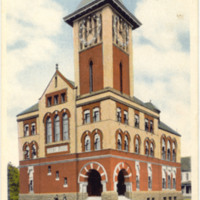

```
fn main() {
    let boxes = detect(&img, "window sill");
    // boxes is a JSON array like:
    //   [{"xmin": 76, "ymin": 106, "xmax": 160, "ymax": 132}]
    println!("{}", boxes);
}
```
[
  {"xmin": 55, "ymin": 178, "xmax": 60, "ymax": 181},
  {"xmin": 63, "ymin": 184, "xmax": 68, "ymax": 188},
  {"xmin": 47, "ymin": 173, "xmax": 52, "ymax": 176}
]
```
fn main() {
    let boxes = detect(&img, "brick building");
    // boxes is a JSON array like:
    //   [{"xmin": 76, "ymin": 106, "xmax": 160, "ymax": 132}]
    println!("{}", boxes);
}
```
[{"xmin": 17, "ymin": 0, "xmax": 183, "ymax": 200}]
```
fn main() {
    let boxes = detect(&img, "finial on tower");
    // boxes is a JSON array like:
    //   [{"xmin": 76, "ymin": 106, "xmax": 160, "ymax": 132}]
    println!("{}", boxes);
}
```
[{"xmin": 56, "ymin": 64, "xmax": 59, "ymax": 71}]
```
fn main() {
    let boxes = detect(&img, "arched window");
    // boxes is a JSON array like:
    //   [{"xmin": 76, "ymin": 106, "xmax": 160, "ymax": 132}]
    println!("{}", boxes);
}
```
[
  {"xmin": 54, "ymin": 115, "xmax": 60, "ymax": 142},
  {"xmin": 145, "ymin": 141, "xmax": 149, "ymax": 155},
  {"xmin": 167, "ymin": 140, "xmax": 171, "ymax": 161},
  {"xmin": 172, "ymin": 142, "xmax": 176, "ymax": 162},
  {"xmin": 119, "ymin": 62, "xmax": 123, "ymax": 93},
  {"xmin": 162, "ymin": 138, "xmax": 166, "ymax": 160},
  {"xmin": 24, "ymin": 145, "xmax": 30, "ymax": 160},
  {"xmin": 117, "ymin": 134, "xmax": 122, "ymax": 150},
  {"xmin": 124, "ymin": 135, "xmax": 128, "ymax": 151},
  {"xmin": 150, "ymin": 143, "xmax": 154, "ymax": 157},
  {"xmin": 135, "ymin": 138, "xmax": 139, "ymax": 154},
  {"xmin": 94, "ymin": 134, "xmax": 101, "ymax": 150},
  {"xmin": 46, "ymin": 117, "xmax": 52, "ymax": 144},
  {"xmin": 89, "ymin": 61, "xmax": 93, "ymax": 92},
  {"xmin": 168, "ymin": 175, "xmax": 171, "ymax": 189},
  {"xmin": 31, "ymin": 144, "xmax": 37, "ymax": 159},
  {"xmin": 85, "ymin": 135, "xmax": 91, "ymax": 152},
  {"xmin": 63, "ymin": 113, "xmax": 69, "ymax": 140},
  {"xmin": 93, "ymin": 107, "xmax": 100, "ymax": 122}
]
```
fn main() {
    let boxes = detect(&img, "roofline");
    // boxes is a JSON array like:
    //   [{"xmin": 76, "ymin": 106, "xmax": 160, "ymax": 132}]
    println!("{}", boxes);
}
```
[
  {"xmin": 158, "ymin": 126, "xmax": 181, "ymax": 137},
  {"xmin": 64, "ymin": 0, "xmax": 142, "ymax": 30}
]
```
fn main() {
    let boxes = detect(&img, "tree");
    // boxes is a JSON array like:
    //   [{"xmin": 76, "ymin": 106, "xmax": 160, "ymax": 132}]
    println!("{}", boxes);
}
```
[{"xmin": 7, "ymin": 163, "xmax": 19, "ymax": 200}]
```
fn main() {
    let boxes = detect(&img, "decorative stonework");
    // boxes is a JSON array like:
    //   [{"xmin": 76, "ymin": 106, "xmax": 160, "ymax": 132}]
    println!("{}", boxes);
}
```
[
  {"xmin": 113, "ymin": 14, "xmax": 129, "ymax": 52},
  {"xmin": 79, "ymin": 11, "xmax": 102, "ymax": 50}
]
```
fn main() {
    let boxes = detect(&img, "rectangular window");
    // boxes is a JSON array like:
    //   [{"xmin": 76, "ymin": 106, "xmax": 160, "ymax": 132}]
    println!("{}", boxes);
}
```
[
  {"xmin": 29, "ymin": 180, "xmax": 33, "ymax": 192},
  {"xmin": 135, "ymin": 114, "xmax": 139, "ymax": 128},
  {"xmin": 173, "ymin": 178, "xmax": 176, "ymax": 189},
  {"xmin": 47, "ymin": 97, "xmax": 52, "ymax": 107},
  {"xmin": 136, "ymin": 175, "xmax": 140, "ymax": 189},
  {"xmin": 150, "ymin": 120, "xmax": 153, "ymax": 133},
  {"xmin": 162, "ymin": 178, "xmax": 166, "ymax": 189},
  {"xmin": 56, "ymin": 171, "xmax": 59, "ymax": 180},
  {"xmin": 169, "ymin": 197, "xmax": 172, "ymax": 200},
  {"xmin": 48, "ymin": 166, "xmax": 51, "ymax": 175},
  {"xmin": 147, "ymin": 198, "xmax": 150, "ymax": 200},
  {"xmin": 174, "ymin": 197, "xmax": 176, "ymax": 200},
  {"xmin": 93, "ymin": 108, "xmax": 100, "ymax": 122},
  {"xmin": 124, "ymin": 110, "xmax": 128, "ymax": 124},
  {"xmin": 24, "ymin": 125, "xmax": 29, "ymax": 137},
  {"xmin": 163, "ymin": 198, "xmax": 166, "ymax": 200},
  {"xmin": 152, "ymin": 198, "xmax": 155, "ymax": 200},
  {"xmin": 84, "ymin": 110, "xmax": 90, "ymax": 124},
  {"xmin": 117, "ymin": 108, "xmax": 121, "ymax": 122},
  {"xmin": 145, "ymin": 119, "xmax": 149, "ymax": 131},
  {"xmin": 148, "ymin": 176, "xmax": 152, "ymax": 189},
  {"xmin": 168, "ymin": 175, "xmax": 171, "ymax": 189},
  {"xmin": 61, "ymin": 93, "xmax": 66, "ymax": 103},
  {"xmin": 64, "ymin": 177, "xmax": 68, "ymax": 186},
  {"xmin": 54, "ymin": 95, "xmax": 59, "ymax": 105},
  {"xmin": 31, "ymin": 123, "xmax": 36, "ymax": 135}
]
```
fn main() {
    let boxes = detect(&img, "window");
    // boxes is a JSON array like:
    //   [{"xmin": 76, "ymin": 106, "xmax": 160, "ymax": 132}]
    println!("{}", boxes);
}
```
[
  {"xmin": 147, "ymin": 198, "xmax": 150, "ymax": 200},
  {"xmin": 85, "ymin": 135, "xmax": 91, "ymax": 152},
  {"xmin": 174, "ymin": 197, "xmax": 177, "ymax": 200},
  {"xmin": 117, "ymin": 108, "xmax": 121, "ymax": 122},
  {"xmin": 150, "ymin": 143, "xmax": 154, "ymax": 157},
  {"xmin": 152, "ymin": 198, "xmax": 155, "ymax": 200},
  {"xmin": 94, "ymin": 134, "xmax": 101, "ymax": 150},
  {"xmin": 56, "ymin": 171, "xmax": 59, "ymax": 180},
  {"xmin": 168, "ymin": 175, "xmax": 171, "ymax": 189},
  {"xmin": 31, "ymin": 123, "xmax": 36, "ymax": 135},
  {"xmin": 64, "ymin": 177, "xmax": 68, "ymax": 187},
  {"xmin": 117, "ymin": 134, "xmax": 122, "ymax": 150},
  {"xmin": 24, "ymin": 124, "xmax": 29, "ymax": 137},
  {"xmin": 84, "ymin": 110, "xmax": 90, "ymax": 124},
  {"xmin": 124, "ymin": 110, "xmax": 128, "ymax": 124},
  {"xmin": 46, "ymin": 117, "xmax": 52, "ymax": 144},
  {"xmin": 89, "ymin": 61, "xmax": 93, "ymax": 92},
  {"xmin": 120, "ymin": 62, "xmax": 123, "ymax": 93},
  {"xmin": 63, "ymin": 113, "xmax": 69, "ymax": 140},
  {"xmin": 145, "ymin": 141, "xmax": 149, "ymax": 155},
  {"xmin": 150, "ymin": 120, "xmax": 153, "ymax": 133},
  {"xmin": 167, "ymin": 141, "xmax": 171, "ymax": 161},
  {"xmin": 169, "ymin": 197, "xmax": 172, "ymax": 200},
  {"xmin": 135, "ymin": 114, "xmax": 139, "ymax": 128},
  {"xmin": 54, "ymin": 95, "xmax": 59, "ymax": 105},
  {"xmin": 135, "ymin": 138, "xmax": 139, "ymax": 154},
  {"xmin": 31, "ymin": 144, "xmax": 37, "ymax": 159},
  {"xmin": 54, "ymin": 115, "xmax": 60, "ymax": 142},
  {"xmin": 93, "ymin": 107, "xmax": 100, "ymax": 122},
  {"xmin": 148, "ymin": 176, "xmax": 152, "ymax": 189},
  {"xmin": 172, "ymin": 143, "xmax": 176, "ymax": 162},
  {"xmin": 135, "ymin": 162, "xmax": 140, "ymax": 190},
  {"xmin": 48, "ymin": 166, "xmax": 51, "ymax": 175},
  {"xmin": 124, "ymin": 135, "xmax": 128, "ymax": 151},
  {"xmin": 173, "ymin": 178, "xmax": 176, "ymax": 189},
  {"xmin": 162, "ymin": 138, "xmax": 166, "ymax": 160},
  {"xmin": 47, "ymin": 97, "xmax": 52, "ymax": 107},
  {"xmin": 61, "ymin": 93, "xmax": 66, "ymax": 103},
  {"xmin": 25, "ymin": 146, "xmax": 30, "ymax": 159},
  {"xmin": 136, "ymin": 175, "xmax": 140, "ymax": 189},
  {"xmin": 29, "ymin": 180, "xmax": 33, "ymax": 192},
  {"xmin": 163, "ymin": 198, "xmax": 166, "ymax": 200},
  {"xmin": 145, "ymin": 119, "xmax": 149, "ymax": 131},
  {"xmin": 162, "ymin": 178, "xmax": 166, "ymax": 189}
]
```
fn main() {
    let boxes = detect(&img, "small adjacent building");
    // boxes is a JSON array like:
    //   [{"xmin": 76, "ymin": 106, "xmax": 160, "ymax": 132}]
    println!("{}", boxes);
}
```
[
  {"xmin": 17, "ymin": 0, "xmax": 183, "ymax": 200},
  {"xmin": 181, "ymin": 157, "xmax": 191, "ymax": 199}
]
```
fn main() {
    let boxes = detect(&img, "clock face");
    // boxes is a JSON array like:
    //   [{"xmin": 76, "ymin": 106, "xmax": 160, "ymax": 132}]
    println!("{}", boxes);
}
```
[
  {"xmin": 79, "ymin": 13, "xmax": 102, "ymax": 49},
  {"xmin": 113, "ymin": 15, "xmax": 129, "ymax": 50}
]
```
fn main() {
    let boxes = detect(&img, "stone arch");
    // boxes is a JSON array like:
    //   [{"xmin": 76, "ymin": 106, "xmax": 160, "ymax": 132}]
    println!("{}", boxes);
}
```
[
  {"xmin": 113, "ymin": 162, "xmax": 133, "ymax": 192},
  {"xmin": 78, "ymin": 161, "xmax": 108, "ymax": 193}
]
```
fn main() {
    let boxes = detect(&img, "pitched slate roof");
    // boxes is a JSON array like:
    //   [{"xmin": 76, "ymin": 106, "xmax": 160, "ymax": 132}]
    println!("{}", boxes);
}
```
[
  {"xmin": 181, "ymin": 157, "xmax": 191, "ymax": 172},
  {"xmin": 77, "ymin": 0, "xmax": 123, "ymax": 9},
  {"xmin": 144, "ymin": 102, "xmax": 161, "ymax": 113},
  {"xmin": 17, "ymin": 103, "xmax": 39, "ymax": 117},
  {"xmin": 158, "ymin": 121, "xmax": 181, "ymax": 136}
]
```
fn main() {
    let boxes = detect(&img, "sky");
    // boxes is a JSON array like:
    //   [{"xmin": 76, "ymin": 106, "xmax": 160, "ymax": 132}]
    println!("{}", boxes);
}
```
[{"xmin": 4, "ymin": 0, "xmax": 191, "ymax": 167}]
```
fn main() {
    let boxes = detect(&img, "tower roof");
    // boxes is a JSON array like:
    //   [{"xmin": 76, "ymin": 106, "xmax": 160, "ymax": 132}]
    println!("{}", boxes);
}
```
[{"xmin": 64, "ymin": 0, "xmax": 141, "ymax": 30}]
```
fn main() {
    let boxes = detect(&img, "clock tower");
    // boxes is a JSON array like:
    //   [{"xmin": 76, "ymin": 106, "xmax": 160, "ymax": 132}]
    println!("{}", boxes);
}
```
[{"xmin": 64, "ymin": 0, "xmax": 141, "ymax": 96}]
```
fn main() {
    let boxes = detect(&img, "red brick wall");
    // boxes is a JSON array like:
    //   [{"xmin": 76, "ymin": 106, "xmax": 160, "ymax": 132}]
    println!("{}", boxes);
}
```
[
  {"xmin": 19, "ymin": 168, "xmax": 29, "ymax": 193},
  {"xmin": 113, "ymin": 45, "xmax": 130, "ymax": 95},
  {"xmin": 79, "ymin": 44, "xmax": 104, "ymax": 95}
]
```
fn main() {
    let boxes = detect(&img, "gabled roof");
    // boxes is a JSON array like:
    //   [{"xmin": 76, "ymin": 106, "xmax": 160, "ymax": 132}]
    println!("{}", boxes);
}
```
[
  {"xmin": 181, "ymin": 157, "xmax": 191, "ymax": 172},
  {"xmin": 64, "ymin": 0, "xmax": 141, "ymax": 30},
  {"xmin": 17, "ymin": 103, "xmax": 39, "ymax": 117},
  {"xmin": 158, "ymin": 121, "xmax": 181, "ymax": 137}
]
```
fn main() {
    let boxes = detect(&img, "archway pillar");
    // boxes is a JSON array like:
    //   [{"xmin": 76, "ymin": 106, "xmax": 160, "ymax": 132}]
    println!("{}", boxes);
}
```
[
  {"xmin": 101, "ymin": 191, "xmax": 118, "ymax": 200},
  {"xmin": 79, "ymin": 182, "xmax": 88, "ymax": 193}
]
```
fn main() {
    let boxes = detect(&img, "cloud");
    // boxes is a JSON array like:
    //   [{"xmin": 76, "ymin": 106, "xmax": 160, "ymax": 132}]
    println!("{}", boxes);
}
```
[{"xmin": 133, "ymin": 0, "xmax": 190, "ymax": 156}]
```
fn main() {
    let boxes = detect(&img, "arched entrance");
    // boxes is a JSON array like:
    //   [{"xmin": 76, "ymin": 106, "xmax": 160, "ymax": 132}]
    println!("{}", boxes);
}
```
[
  {"xmin": 87, "ymin": 170, "xmax": 102, "ymax": 196},
  {"xmin": 117, "ymin": 169, "xmax": 126, "ymax": 195}
]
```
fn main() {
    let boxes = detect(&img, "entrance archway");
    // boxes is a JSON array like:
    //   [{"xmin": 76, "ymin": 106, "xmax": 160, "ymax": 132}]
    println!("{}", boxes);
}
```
[
  {"xmin": 87, "ymin": 170, "xmax": 102, "ymax": 196},
  {"xmin": 117, "ymin": 169, "xmax": 126, "ymax": 195}
]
